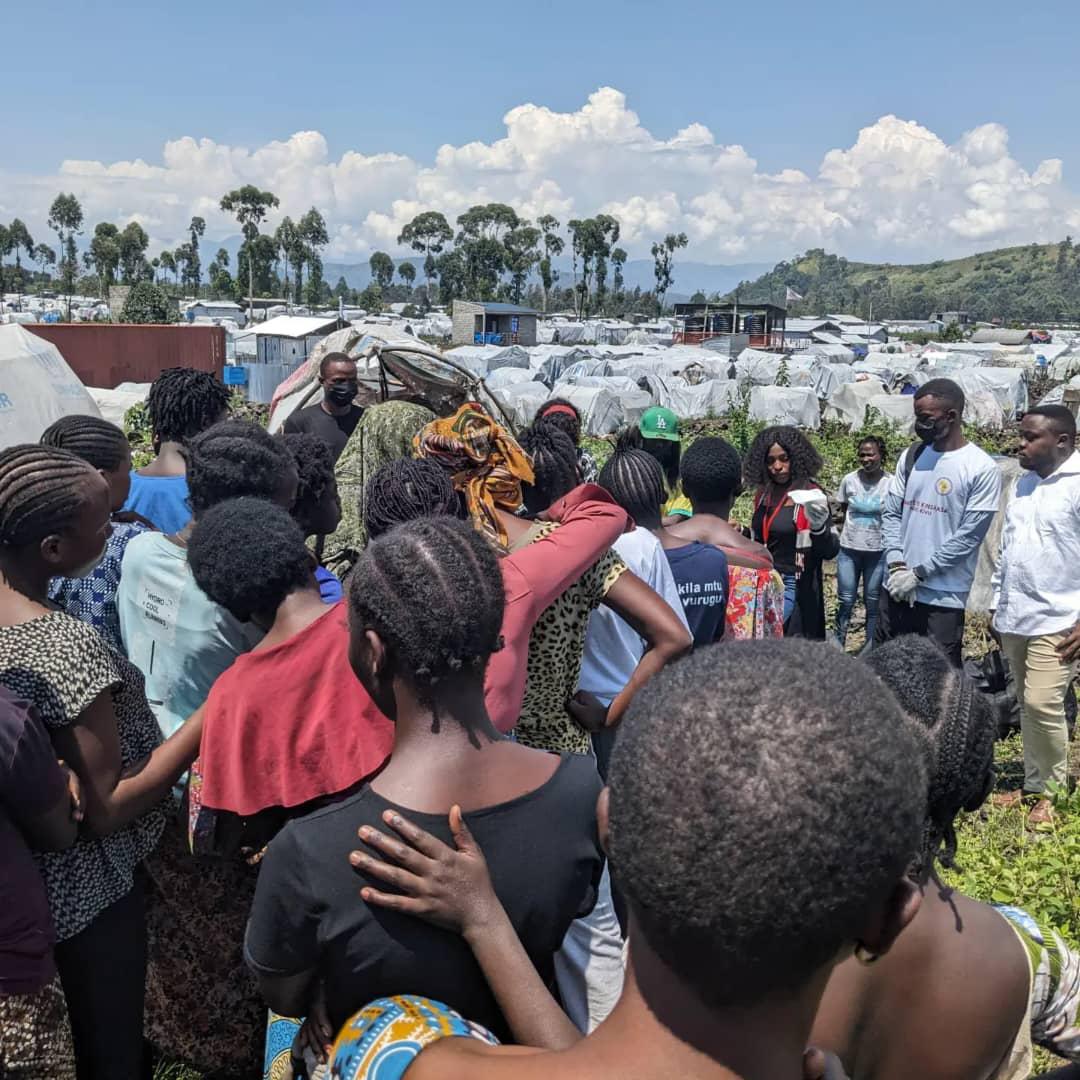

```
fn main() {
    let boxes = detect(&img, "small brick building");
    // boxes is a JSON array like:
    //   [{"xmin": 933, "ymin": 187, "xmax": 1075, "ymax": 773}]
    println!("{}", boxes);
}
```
[{"xmin": 452, "ymin": 301, "xmax": 538, "ymax": 347}]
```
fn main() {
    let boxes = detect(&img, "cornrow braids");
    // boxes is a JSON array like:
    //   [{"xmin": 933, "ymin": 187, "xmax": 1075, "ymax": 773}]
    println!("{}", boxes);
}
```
[
  {"xmin": 147, "ymin": 367, "xmax": 232, "ymax": 444},
  {"xmin": 0, "ymin": 445, "xmax": 100, "ymax": 547},
  {"xmin": 349, "ymin": 517, "xmax": 505, "ymax": 709},
  {"xmin": 40, "ymin": 415, "xmax": 130, "ymax": 472},
  {"xmin": 363, "ymin": 458, "xmax": 459, "ymax": 540},
  {"xmin": 744, "ymin": 426, "xmax": 823, "ymax": 489},
  {"xmin": 517, "ymin": 423, "xmax": 578, "ymax": 514},
  {"xmin": 599, "ymin": 448, "xmax": 665, "ymax": 529},
  {"xmin": 864, "ymin": 636, "xmax": 997, "ymax": 883}
]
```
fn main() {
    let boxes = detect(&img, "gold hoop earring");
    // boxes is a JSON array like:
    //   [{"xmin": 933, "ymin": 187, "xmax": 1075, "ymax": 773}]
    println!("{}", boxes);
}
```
[{"xmin": 854, "ymin": 943, "xmax": 880, "ymax": 966}]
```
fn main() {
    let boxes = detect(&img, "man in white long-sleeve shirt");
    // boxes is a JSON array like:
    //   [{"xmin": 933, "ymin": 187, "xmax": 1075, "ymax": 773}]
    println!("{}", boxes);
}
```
[
  {"xmin": 876, "ymin": 378, "xmax": 1001, "ymax": 666},
  {"xmin": 992, "ymin": 405, "xmax": 1080, "ymax": 826}
]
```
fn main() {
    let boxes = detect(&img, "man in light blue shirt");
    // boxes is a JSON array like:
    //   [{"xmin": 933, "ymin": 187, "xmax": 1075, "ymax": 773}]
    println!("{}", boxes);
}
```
[{"xmin": 876, "ymin": 378, "xmax": 1000, "ymax": 666}]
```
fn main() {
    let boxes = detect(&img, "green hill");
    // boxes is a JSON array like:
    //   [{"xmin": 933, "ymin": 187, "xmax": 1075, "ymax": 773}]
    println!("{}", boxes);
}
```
[{"xmin": 724, "ymin": 241, "xmax": 1080, "ymax": 324}]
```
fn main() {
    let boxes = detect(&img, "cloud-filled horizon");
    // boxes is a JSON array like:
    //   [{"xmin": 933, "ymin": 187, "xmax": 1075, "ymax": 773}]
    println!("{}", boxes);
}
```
[{"xmin": 2, "ymin": 86, "xmax": 1078, "ymax": 269}]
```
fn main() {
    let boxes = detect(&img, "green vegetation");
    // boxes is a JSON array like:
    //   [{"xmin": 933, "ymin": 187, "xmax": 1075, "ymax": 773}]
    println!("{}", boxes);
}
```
[{"xmin": 727, "ymin": 240, "xmax": 1080, "ymax": 324}]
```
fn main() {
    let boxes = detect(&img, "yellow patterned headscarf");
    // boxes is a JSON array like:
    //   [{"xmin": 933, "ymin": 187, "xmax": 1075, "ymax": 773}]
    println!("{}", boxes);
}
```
[{"xmin": 414, "ymin": 402, "xmax": 534, "ymax": 548}]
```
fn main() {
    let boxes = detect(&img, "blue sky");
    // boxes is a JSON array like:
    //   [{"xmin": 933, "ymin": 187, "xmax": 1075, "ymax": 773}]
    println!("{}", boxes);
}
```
[{"xmin": 3, "ymin": 0, "xmax": 1080, "ymax": 264}]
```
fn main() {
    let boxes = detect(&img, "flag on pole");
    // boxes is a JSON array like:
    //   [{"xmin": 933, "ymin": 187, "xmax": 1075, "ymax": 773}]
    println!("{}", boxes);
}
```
[{"xmin": 785, "ymin": 286, "xmax": 804, "ymax": 303}]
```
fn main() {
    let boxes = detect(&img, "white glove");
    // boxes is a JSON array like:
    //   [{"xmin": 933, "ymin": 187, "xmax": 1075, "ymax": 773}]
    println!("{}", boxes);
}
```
[
  {"xmin": 804, "ymin": 498, "xmax": 831, "ymax": 532},
  {"xmin": 887, "ymin": 567, "xmax": 920, "ymax": 606}
]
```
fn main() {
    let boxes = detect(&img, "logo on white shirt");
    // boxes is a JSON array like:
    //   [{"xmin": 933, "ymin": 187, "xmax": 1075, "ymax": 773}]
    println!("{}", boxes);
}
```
[{"xmin": 935, "ymin": 477, "xmax": 953, "ymax": 496}]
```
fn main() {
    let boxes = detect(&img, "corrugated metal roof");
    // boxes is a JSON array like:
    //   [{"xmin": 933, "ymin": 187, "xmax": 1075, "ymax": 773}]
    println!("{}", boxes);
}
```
[
  {"xmin": 254, "ymin": 315, "xmax": 343, "ymax": 338},
  {"xmin": 475, "ymin": 302, "xmax": 539, "ymax": 315},
  {"xmin": 784, "ymin": 318, "xmax": 835, "ymax": 333}
]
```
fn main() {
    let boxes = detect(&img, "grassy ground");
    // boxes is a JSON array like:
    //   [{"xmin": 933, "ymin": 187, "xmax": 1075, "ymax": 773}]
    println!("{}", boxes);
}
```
[{"xmin": 154, "ymin": 414, "xmax": 1073, "ymax": 1078}]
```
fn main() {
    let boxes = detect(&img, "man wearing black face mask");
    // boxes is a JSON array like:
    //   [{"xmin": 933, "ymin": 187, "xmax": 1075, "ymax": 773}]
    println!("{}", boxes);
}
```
[
  {"xmin": 282, "ymin": 352, "xmax": 364, "ymax": 463},
  {"xmin": 874, "ymin": 378, "xmax": 1001, "ymax": 665}
]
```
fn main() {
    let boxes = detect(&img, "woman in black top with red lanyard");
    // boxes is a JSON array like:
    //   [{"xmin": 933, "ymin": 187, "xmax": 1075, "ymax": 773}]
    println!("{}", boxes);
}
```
[{"xmin": 746, "ymin": 426, "xmax": 839, "ymax": 638}]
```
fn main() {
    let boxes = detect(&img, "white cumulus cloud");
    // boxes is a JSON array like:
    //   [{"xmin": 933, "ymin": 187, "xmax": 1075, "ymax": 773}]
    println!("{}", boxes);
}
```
[{"xmin": 1, "ymin": 88, "xmax": 1076, "ymax": 266}]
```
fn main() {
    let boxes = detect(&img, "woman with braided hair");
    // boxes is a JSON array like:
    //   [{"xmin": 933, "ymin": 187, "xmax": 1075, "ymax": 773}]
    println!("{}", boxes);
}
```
[
  {"xmin": 0, "ymin": 445, "xmax": 205, "ymax": 1078},
  {"xmin": 810, "ymin": 635, "xmax": 1080, "ymax": 1079},
  {"xmin": 124, "ymin": 366, "xmax": 231, "ymax": 533},
  {"xmin": 245, "ymin": 517, "xmax": 605, "ymax": 1060},
  {"xmin": 42, "ymin": 414, "xmax": 150, "ymax": 652}
]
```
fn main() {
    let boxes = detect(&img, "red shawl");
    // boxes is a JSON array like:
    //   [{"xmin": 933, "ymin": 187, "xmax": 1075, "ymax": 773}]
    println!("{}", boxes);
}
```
[{"xmin": 196, "ymin": 603, "xmax": 394, "ymax": 816}]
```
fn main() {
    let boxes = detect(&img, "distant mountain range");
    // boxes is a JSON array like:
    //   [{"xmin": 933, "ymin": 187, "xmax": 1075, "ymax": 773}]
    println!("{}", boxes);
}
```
[{"xmin": 210, "ymin": 234, "xmax": 769, "ymax": 297}]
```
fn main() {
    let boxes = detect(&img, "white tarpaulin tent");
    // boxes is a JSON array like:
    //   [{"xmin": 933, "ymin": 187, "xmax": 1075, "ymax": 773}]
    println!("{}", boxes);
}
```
[
  {"xmin": 88, "ymin": 382, "xmax": 150, "ymax": 428},
  {"xmin": 0, "ymin": 325, "xmax": 102, "ymax": 446},
  {"xmin": 549, "ymin": 382, "xmax": 626, "ymax": 435},
  {"xmin": 492, "ymin": 382, "xmax": 550, "ymax": 429},
  {"xmin": 748, "ymin": 386, "xmax": 820, "ymax": 429},
  {"xmin": 444, "ymin": 344, "xmax": 530, "ymax": 376},
  {"xmin": 823, "ymin": 380, "xmax": 891, "ymax": 428},
  {"xmin": 865, "ymin": 394, "xmax": 915, "ymax": 435}
]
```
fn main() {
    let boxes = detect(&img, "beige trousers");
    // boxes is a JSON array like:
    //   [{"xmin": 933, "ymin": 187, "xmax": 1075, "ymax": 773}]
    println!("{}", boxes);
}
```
[{"xmin": 1000, "ymin": 631, "xmax": 1076, "ymax": 794}]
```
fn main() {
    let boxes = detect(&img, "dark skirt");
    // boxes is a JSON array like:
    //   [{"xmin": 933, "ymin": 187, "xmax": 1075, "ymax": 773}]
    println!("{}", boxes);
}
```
[
  {"xmin": 0, "ymin": 975, "xmax": 76, "ymax": 1079},
  {"xmin": 143, "ymin": 815, "xmax": 263, "ymax": 1078}
]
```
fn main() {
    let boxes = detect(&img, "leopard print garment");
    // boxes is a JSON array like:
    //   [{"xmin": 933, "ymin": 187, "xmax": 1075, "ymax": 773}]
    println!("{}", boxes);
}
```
[
  {"xmin": 513, "ymin": 522, "xmax": 627, "ymax": 755},
  {"xmin": 0, "ymin": 975, "xmax": 76, "ymax": 1079}
]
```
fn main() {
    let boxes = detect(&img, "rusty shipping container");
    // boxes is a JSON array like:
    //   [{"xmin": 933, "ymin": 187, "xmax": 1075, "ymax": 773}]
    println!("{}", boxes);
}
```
[{"xmin": 26, "ymin": 324, "xmax": 226, "ymax": 389}]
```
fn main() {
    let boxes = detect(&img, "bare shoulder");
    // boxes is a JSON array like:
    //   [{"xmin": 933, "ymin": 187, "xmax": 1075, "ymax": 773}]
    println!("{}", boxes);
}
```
[{"xmin": 406, "ymin": 1037, "xmax": 546, "ymax": 1080}]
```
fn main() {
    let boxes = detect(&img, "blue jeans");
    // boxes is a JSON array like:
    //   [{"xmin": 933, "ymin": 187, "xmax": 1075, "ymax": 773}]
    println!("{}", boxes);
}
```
[
  {"xmin": 781, "ymin": 573, "xmax": 797, "ymax": 625},
  {"xmin": 835, "ymin": 547, "xmax": 885, "ymax": 647}
]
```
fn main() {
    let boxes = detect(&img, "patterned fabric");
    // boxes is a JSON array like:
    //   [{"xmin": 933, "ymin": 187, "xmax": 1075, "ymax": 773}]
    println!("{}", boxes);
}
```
[
  {"xmin": 577, "ymin": 447, "xmax": 599, "ymax": 484},
  {"xmin": 329, "ymin": 995, "xmax": 499, "ymax": 1080},
  {"xmin": 48, "ymin": 520, "xmax": 147, "ymax": 654},
  {"xmin": 0, "ymin": 613, "xmax": 165, "ymax": 941},
  {"xmin": 415, "ymin": 403, "xmax": 534, "ymax": 549},
  {"xmin": 995, "ymin": 904, "xmax": 1080, "ymax": 1073},
  {"xmin": 144, "ymin": 816, "xmax": 265, "ymax": 1075},
  {"xmin": 514, "ymin": 521, "xmax": 627, "ymax": 754},
  {"xmin": 323, "ymin": 401, "xmax": 436, "ymax": 579},
  {"xmin": 0, "ymin": 974, "xmax": 76, "ymax": 1079},
  {"xmin": 725, "ymin": 566, "xmax": 786, "ymax": 640},
  {"xmin": 264, "ymin": 1011, "xmax": 302, "ymax": 1080}
]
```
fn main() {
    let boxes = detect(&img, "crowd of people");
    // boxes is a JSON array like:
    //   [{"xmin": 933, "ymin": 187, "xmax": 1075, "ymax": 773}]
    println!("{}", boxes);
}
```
[{"xmin": 1, "ymin": 355, "xmax": 1079, "ymax": 1080}]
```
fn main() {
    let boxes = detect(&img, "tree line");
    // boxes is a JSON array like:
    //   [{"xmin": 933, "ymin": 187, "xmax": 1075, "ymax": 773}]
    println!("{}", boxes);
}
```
[{"xmin": 6, "ymin": 190, "xmax": 693, "ymax": 321}]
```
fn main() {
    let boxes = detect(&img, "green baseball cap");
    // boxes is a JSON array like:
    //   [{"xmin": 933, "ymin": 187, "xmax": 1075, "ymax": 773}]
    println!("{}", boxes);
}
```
[{"xmin": 639, "ymin": 405, "xmax": 681, "ymax": 442}]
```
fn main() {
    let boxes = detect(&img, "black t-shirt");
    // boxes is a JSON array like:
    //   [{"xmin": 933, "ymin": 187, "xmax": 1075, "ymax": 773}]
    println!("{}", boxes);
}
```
[
  {"xmin": 282, "ymin": 403, "xmax": 363, "ymax": 463},
  {"xmin": 752, "ymin": 498, "xmax": 799, "ymax": 575},
  {"xmin": 244, "ymin": 753, "xmax": 604, "ymax": 1038}
]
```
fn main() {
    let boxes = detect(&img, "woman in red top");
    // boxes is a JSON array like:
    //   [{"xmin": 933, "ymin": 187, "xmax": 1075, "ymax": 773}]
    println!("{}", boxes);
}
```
[{"xmin": 143, "ymin": 497, "xmax": 394, "ymax": 1075}]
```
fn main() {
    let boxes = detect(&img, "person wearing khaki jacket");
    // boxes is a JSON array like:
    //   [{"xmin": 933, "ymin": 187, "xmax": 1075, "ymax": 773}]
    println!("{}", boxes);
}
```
[{"xmin": 992, "ymin": 405, "xmax": 1080, "ymax": 827}]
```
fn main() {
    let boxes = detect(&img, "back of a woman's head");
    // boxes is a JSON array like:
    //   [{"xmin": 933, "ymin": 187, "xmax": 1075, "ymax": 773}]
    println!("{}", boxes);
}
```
[
  {"xmin": 607, "ymin": 639, "xmax": 926, "ymax": 1009},
  {"xmin": 517, "ymin": 423, "xmax": 578, "ymax": 513},
  {"xmin": 279, "ymin": 432, "xmax": 337, "ymax": 535},
  {"xmin": 188, "ymin": 497, "xmax": 312, "ymax": 622},
  {"xmin": 349, "ymin": 516, "xmax": 504, "ymax": 700},
  {"xmin": 599, "ymin": 448, "xmax": 665, "ymax": 529},
  {"xmin": 40, "ymin": 415, "xmax": 130, "ymax": 472},
  {"xmin": 680, "ymin": 437, "xmax": 743, "ymax": 505},
  {"xmin": 744, "ymin": 425, "xmax": 823, "ymax": 487},
  {"xmin": 864, "ymin": 636, "xmax": 996, "ymax": 880},
  {"xmin": 363, "ymin": 458, "xmax": 460, "ymax": 540},
  {"xmin": 619, "ymin": 424, "xmax": 681, "ymax": 490},
  {"xmin": 0, "ymin": 444, "xmax": 100, "ymax": 548},
  {"xmin": 535, "ymin": 399, "xmax": 582, "ymax": 444},
  {"xmin": 147, "ymin": 367, "xmax": 231, "ymax": 443},
  {"xmin": 185, "ymin": 420, "xmax": 295, "ymax": 516}
]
